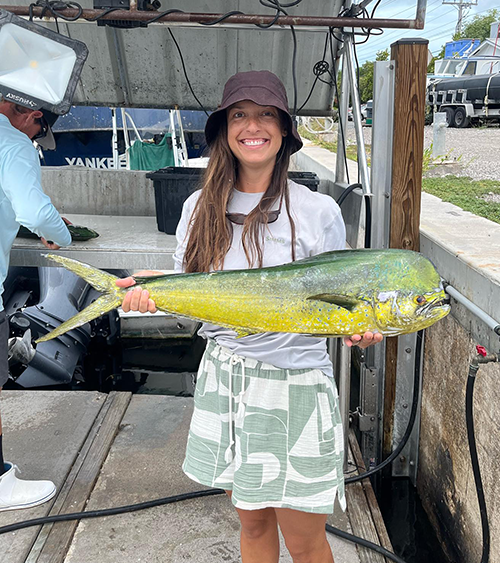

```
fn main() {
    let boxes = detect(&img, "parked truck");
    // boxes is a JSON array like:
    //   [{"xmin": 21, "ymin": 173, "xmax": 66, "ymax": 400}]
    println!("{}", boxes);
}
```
[{"xmin": 427, "ymin": 73, "xmax": 500, "ymax": 128}]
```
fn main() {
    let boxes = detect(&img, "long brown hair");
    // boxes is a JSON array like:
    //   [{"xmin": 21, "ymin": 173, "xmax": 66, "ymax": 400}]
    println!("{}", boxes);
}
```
[{"xmin": 183, "ymin": 111, "xmax": 297, "ymax": 273}]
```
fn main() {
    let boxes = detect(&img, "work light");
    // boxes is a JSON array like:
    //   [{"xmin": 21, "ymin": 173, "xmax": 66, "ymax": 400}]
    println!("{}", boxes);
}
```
[{"xmin": 0, "ymin": 9, "xmax": 88, "ymax": 115}]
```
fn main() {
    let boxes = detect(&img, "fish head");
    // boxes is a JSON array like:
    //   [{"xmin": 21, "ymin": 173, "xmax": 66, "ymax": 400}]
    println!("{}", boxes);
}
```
[{"xmin": 373, "ymin": 284, "xmax": 451, "ymax": 335}]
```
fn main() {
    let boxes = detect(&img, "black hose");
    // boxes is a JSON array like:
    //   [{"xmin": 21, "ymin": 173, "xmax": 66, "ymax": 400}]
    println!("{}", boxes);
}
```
[
  {"xmin": 0, "ymin": 486, "xmax": 407, "ymax": 562},
  {"xmin": 326, "ymin": 524, "xmax": 408, "ymax": 563},
  {"xmin": 364, "ymin": 194, "xmax": 372, "ymax": 249},
  {"xmin": 335, "ymin": 186, "xmax": 372, "ymax": 249},
  {"xmin": 466, "ymin": 365, "xmax": 490, "ymax": 563},
  {"xmin": 0, "ymin": 489, "xmax": 225, "ymax": 535},
  {"xmin": 336, "ymin": 182, "xmax": 362, "ymax": 207}
]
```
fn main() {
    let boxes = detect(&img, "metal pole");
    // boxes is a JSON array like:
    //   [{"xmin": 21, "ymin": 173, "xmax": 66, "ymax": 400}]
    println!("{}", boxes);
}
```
[
  {"xmin": 358, "ymin": 59, "xmax": 395, "ymax": 473},
  {"xmin": 432, "ymin": 112, "xmax": 447, "ymax": 159},
  {"xmin": 1, "ymin": 6, "xmax": 428, "ymax": 29},
  {"xmin": 446, "ymin": 285, "xmax": 500, "ymax": 336},
  {"xmin": 371, "ymin": 60, "xmax": 395, "ymax": 249},
  {"xmin": 335, "ymin": 54, "xmax": 350, "ymax": 186},
  {"xmin": 344, "ymin": 35, "xmax": 372, "ymax": 196},
  {"xmin": 176, "ymin": 107, "xmax": 189, "ymax": 167},
  {"xmin": 120, "ymin": 108, "xmax": 131, "ymax": 170},
  {"xmin": 169, "ymin": 110, "xmax": 180, "ymax": 167},
  {"xmin": 111, "ymin": 108, "xmax": 119, "ymax": 170},
  {"xmin": 331, "ymin": 338, "xmax": 351, "ymax": 471}
]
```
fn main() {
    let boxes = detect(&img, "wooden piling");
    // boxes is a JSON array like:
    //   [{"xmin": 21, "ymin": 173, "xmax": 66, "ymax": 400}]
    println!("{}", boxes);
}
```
[{"xmin": 383, "ymin": 38, "xmax": 429, "ymax": 461}]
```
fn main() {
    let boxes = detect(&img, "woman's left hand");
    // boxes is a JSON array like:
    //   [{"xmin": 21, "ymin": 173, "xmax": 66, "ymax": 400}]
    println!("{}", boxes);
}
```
[{"xmin": 344, "ymin": 331, "xmax": 383, "ymax": 349}]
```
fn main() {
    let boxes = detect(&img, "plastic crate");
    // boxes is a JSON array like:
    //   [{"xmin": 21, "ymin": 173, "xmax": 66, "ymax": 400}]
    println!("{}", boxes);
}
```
[{"xmin": 146, "ymin": 167, "xmax": 320, "ymax": 235}]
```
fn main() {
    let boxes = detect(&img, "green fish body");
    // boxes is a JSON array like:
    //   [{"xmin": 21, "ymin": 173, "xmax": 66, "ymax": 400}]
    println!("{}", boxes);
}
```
[{"xmin": 36, "ymin": 249, "xmax": 450, "ymax": 343}]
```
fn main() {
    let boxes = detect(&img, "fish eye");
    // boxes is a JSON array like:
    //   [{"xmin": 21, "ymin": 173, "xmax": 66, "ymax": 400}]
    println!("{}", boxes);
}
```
[{"xmin": 415, "ymin": 296, "xmax": 427, "ymax": 305}]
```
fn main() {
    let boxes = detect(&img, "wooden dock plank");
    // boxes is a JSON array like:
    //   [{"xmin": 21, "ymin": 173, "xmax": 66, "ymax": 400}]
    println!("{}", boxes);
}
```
[
  {"xmin": 349, "ymin": 431, "xmax": 393, "ymax": 554},
  {"xmin": 346, "ymin": 430, "xmax": 393, "ymax": 563},
  {"xmin": 27, "ymin": 391, "xmax": 131, "ymax": 563}
]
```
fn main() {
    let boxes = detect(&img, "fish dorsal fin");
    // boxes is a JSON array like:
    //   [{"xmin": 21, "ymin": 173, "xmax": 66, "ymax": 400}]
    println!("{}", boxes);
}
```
[{"xmin": 307, "ymin": 294, "xmax": 361, "ymax": 312}]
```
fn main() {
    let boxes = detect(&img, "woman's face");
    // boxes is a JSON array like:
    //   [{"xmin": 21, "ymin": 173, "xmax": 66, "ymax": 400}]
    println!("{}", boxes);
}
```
[{"xmin": 226, "ymin": 100, "xmax": 286, "ymax": 171}]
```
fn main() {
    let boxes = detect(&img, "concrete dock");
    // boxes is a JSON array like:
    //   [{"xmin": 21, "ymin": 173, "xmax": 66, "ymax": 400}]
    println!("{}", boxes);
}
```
[{"xmin": 0, "ymin": 390, "xmax": 392, "ymax": 563}]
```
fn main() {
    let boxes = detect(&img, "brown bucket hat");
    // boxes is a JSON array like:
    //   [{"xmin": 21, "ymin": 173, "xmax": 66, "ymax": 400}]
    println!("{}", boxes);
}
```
[{"xmin": 205, "ymin": 70, "xmax": 303, "ymax": 154}]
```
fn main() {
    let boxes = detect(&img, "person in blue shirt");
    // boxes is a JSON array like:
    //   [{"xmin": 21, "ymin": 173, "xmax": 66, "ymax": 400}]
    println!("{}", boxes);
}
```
[{"xmin": 0, "ymin": 99, "xmax": 72, "ymax": 511}]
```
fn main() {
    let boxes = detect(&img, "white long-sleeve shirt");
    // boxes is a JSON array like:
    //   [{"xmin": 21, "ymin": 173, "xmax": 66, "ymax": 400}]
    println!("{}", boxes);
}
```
[
  {"xmin": 173, "ymin": 180, "xmax": 346, "ymax": 377},
  {"xmin": 0, "ymin": 114, "xmax": 71, "ymax": 310}
]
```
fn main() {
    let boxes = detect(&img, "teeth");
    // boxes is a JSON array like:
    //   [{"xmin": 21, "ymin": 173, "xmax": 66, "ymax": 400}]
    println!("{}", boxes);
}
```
[{"xmin": 243, "ymin": 140, "xmax": 266, "ymax": 146}]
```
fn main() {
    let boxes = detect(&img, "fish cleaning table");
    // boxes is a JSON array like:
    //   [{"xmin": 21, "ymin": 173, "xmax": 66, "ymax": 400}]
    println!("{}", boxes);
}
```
[{"xmin": 10, "ymin": 214, "xmax": 177, "ymax": 271}]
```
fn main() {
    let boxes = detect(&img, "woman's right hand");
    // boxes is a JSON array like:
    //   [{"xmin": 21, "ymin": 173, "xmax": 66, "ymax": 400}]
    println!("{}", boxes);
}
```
[{"xmin": 116, "ymin": 270, "xmax": 159, "ymax": 313}]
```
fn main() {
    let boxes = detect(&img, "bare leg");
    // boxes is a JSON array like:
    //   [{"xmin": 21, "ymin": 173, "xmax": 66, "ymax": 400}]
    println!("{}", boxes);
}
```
[
  {"xmin": 275, "ymin": 508, "xmax": 334, "ymax": 563},
  {"xmin": 226, "ymin": 491, "xmax": 280, "ymax": 563}
]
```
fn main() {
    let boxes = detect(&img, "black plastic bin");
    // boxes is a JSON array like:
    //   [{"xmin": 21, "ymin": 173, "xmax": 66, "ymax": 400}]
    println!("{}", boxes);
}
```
[{"xmin": 146, "ymin": 167, "xmax": 320, "ymax": 235}]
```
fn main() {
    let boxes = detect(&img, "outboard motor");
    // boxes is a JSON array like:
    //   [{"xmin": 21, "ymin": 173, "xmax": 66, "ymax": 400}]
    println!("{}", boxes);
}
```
[{"xmin": 4, "ymin": 265, "xmax": 127, "ymax": 388}]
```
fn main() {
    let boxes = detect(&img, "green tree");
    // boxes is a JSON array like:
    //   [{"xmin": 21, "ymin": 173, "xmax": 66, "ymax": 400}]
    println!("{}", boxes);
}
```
[
  {"xmin": 456, "ymin": 8, "xmax": 499, "ymax": 41},
  {"xmin": 358, "ymin": 49, "xmax": 389, "ymax": 102}
]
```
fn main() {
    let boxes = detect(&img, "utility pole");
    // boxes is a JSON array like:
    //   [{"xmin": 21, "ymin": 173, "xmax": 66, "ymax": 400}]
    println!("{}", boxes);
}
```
[{"xmin": 442, "ymin": 0, "xmax": 478, "ymax": 36}]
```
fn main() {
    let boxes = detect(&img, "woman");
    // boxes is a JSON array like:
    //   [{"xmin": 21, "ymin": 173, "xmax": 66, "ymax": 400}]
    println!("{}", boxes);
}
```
[{"xmin": 118, "ymin": 70, "xmax": 382, "ymax": 563}]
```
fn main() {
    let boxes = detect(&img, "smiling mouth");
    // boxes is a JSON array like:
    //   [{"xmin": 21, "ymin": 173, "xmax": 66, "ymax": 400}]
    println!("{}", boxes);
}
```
[{"xmin": 240, "ymin": 139, "xmax": 269, "ymax": 147}]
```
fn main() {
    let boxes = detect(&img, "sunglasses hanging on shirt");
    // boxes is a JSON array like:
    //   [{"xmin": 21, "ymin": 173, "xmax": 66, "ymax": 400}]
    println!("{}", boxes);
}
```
[{"xmin": 226, "ymin": 197, "xmax": 283, "ymax": 225}]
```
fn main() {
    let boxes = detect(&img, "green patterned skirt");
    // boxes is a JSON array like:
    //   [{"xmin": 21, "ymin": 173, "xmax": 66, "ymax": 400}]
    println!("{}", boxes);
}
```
[{"xmin": 182, "ymin": 339, "xmax": 346, "ymax": 514}]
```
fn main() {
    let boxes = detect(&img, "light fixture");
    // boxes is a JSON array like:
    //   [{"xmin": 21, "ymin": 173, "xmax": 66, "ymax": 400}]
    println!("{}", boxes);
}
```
[{"xmin": 0, "ymin": 9, "xmax": 88, "ymax": 115}]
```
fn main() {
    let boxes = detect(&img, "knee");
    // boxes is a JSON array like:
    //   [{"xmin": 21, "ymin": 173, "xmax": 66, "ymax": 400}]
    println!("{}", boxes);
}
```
[
  {"xmin": 240, "ymin": 515, "xmax": 276, "ymax": 541},
  {"xmin": 284, "ymin": 536, "xmax": 328, "ymax": 563}
]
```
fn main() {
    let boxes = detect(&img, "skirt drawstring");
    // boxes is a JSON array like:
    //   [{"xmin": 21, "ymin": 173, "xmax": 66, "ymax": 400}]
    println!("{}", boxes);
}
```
[{"xmin": 225, "ymin": 353, "xmax": 246, "ymax": 464}]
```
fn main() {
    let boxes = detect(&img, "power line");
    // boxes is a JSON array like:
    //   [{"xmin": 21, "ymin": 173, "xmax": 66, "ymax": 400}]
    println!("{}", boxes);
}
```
[
  {"xmin": 355, "ymin": 2, "xmax": 455, "ymax": 53},
  {"xmin": 442, "ymin": 0, "xmax": 478, "ymax": 35},
  {"xmin": 356, "ymin": 2, "xmax": 494, "ymax": 61}
]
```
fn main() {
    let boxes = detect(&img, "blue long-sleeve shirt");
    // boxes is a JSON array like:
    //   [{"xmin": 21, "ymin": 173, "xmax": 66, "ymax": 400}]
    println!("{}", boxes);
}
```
[{"xmin": 0, "ymin": 114, "xmax": 72, "ymax": 311}]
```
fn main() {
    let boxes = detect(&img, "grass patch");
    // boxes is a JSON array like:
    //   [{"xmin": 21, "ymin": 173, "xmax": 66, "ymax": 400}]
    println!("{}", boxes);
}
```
[
  {"xmin": 422, "ymin": 176, "xmax": 500, "ymax": 224},
  {"xmin": 299, "ymin": 128, "xmax": 500, "ymax": 224},
  {"xmin": 298, "ymin": 126, "xmax": 371, "ymax": 164}
]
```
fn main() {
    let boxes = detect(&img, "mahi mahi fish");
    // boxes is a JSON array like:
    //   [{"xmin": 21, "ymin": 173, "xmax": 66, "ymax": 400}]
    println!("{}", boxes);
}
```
[{"xmin": 35, "ymin": 249, "xmax": 450, "ymax": 343}]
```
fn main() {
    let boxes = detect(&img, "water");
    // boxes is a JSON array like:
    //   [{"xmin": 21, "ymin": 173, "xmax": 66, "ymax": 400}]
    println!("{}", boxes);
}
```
[{"xmin": 377, "ymin": 478, "xmax": 450, "ymax": 563}]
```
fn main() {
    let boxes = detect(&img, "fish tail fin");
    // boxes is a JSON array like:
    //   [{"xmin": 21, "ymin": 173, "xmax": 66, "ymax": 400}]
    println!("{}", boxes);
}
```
[
  {"xmin": 36, "ymin": 293, "xmax": 122, "ymax": 343},
  {"xmin": 42, "ymin": 253, "xmax": 119, "ymax": 293},
  {"xmin": 36, "ymin": 254, "xmax": 126, "ymax": 343}
]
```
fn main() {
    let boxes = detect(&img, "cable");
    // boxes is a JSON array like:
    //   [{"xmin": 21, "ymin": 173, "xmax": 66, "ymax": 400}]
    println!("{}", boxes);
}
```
[
  {"xmin": 290, "ymin": 24, "xmax": 298, "ymax": 116},
  {"xmin": 328, "ymin": 30, "xmax": 350, "ymax": 185},
  {"xmin": 346, "ymin": 330, "xmax": 424, "ymax": 485},
  {"xmin": 166, "ymin": 28, "xmax": 209, "ymax": 117},
  {"xmin": 297, "ymin": 31, "xmax": 330, "ymax": 113},
  {"xmin": 199, "ymin": 10, "xmax": 245, "ymax": 26},
  {"xmin": 253, "ymin": 1, "xmax": 301, "ymax": 116},
  {"xmin": 466, "ymin": 365, "xmax": 490, "ymax": 563}
]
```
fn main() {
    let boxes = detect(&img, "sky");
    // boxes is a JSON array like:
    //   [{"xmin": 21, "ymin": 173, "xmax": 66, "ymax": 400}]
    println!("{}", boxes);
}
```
[{"xmin": 355, "ymin": 0, "xmax": 499, "ymax": 64}]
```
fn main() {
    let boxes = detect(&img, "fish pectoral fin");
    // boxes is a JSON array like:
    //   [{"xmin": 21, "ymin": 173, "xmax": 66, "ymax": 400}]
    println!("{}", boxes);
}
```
[
  {"xmin": 307, "ymin": 293, "xmax": 361, "ymax": 312},
  {"xmin": 234, "ymin": 328, "xmax": 255, "ymax": 339}
]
